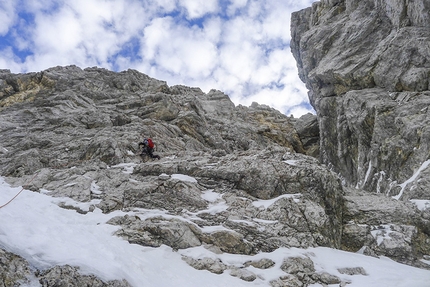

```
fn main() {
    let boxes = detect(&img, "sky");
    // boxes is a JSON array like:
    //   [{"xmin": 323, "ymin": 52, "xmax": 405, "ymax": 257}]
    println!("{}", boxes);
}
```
[
  {"xmin": 0, "ymin": 0, "xmax": 315, "ymax": 117},
  {"xmin": 1, "ymin": 172, "xmax": 430, "ymax": 287}
]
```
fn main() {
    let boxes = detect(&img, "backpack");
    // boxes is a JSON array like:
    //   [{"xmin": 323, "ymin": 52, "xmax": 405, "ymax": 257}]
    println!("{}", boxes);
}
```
[{"xmin": 147, "ymin": 138, "xmax": 154, "ymax": 149}]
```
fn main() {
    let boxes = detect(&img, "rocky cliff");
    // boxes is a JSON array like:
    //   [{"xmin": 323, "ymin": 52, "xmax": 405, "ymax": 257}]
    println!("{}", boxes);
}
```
[
  {"xmin": 291, "ymin": 0, "xmax": 430, "ymax": 194},
  {"xmin": 291, "ymin": 0, "xmax": 430, "ymax": 268},
  {"xmin": 0, "ymin": 1, "xmax": 429, "ymax": 285}
]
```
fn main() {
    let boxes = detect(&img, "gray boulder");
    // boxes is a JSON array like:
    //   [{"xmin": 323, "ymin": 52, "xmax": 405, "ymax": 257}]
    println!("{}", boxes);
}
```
[
  {"xmin": 38, "ymin": 265, "xmax": 131, "ymax": 287},
  {"xmin": 0, "ymin": 248, "xmax": 35, "ymax": 287},
  {"xmin": 0, "ymin": 248, "xmax": 131, "ymax": 287}
]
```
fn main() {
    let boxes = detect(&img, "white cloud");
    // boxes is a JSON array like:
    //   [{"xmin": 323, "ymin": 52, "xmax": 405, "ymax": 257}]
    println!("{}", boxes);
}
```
[
  {"xmin": 202, "ymin": 17, "xmax": 222, "ymax": 43},
  {"xmin": 226, "ymin": 0, "xmax": 248, "ymax": 16},
  {"xmin": 288, "ymin": 105, "xmax": 313, "ymax": 117},
  {"xmin": 142, "ymin": 17, "xmax": 171, "ymax": 60},
  {"xmin": 153, "ymin": 0, "xmax": 177, "ymax": 13},
  {"xmin": 230, "ymin": 0, "xmax": 249, "ymax": 8},
  {"xmin": 251, "ymin": 49, "xmax": 290, "ymax": 86},
  {"xmin": 0, "ymin": 0, "xmax": 17, "ymax": 36},
  {"xmin": 219, "ymin": 41, "xmax": 261, "ymax": 82},
  {"xmin": 19, "ymin": 0, "xmax": 151, "ymax": 71},
  {"xmin": 142, "ymin": 16, "xmax": 220, "ymax": 79},
  {"xmin": 179, "ymin": 0, "xmax": 218, "ymax": 19},
  {"xmin": 24, "ymin": 0, "xmax": 62, "ymax": 12},
  {"xmin": 0, "ymin": 0, "xmax": 316, "ymax": 117},
  {"xmin": 262, "ymin": 6, "xmax": 293, "ymax": 41},
  {"xmin": 33, "ymin": 9, "xmax": 82, "ymax": 53},
  {"xmin": 0, "ymin": 47, "xmax": 23, "ymax": 71}
]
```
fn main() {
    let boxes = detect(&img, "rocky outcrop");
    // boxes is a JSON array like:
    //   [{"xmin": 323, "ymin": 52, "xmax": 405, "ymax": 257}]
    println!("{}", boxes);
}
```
[
  {"xmin": 103, "ymin": 149, "xmax": 343, "ymax": 253},
  {"xmin": 0, "ymin": 66, "xmax": 346, "ymax": 285},
  {"xmin": 291, "ymin": 0, "xmax": 430, "ymax": 192},
  {"xmin": 0, "ymin": 248, "xmax": 130, "ymax": 287},
  {"xmin": 0, "ymin": 66, "xmax": 318, "ymax": 177},
  {"xmin": 0, "ymin": 67, "xmax": 343, "ymax": 256},
  {"xmin": 341, "ymin": 187, "xmax": 430, "ymax": 268},
  {"xmin": 291, "ymin": 0, "xmax": 430, "ymax": 269},
  {"xmin": 0, "ymin": 248, "xmax": 35, "ymax": 287},
  {"xmin": 37, "ymin": 265, "xmax": 131, "ymax": 287},
  {"xmin": 278, "ymin": 256, "xmax": 343, "ymax": 286}
]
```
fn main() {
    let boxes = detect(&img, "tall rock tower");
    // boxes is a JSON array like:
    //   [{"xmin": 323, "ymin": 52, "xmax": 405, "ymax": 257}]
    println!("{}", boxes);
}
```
[{"xmin": 291, "ymin": 0, "xmax": 430, "ymax": 199}]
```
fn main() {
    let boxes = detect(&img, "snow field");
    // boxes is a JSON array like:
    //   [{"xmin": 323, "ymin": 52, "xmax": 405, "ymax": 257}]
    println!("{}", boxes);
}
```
[{"xmin": 1, "ymin": 171, "xmax": 430, "ymax": 287}]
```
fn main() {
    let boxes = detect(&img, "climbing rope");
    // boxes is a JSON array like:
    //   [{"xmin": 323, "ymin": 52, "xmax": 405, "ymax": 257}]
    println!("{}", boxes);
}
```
[{"xmin": 0, "ymin": 170, "xmax": 40, "ymax": 209}]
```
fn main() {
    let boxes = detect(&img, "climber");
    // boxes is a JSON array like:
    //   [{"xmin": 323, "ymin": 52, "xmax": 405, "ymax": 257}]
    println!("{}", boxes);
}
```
[{"xmin": 138, "ymin": 137, "xmax": 160, "ymax": 160}]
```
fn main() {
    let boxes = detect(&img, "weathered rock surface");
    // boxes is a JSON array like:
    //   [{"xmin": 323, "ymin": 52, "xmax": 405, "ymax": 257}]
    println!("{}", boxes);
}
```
[
  {"xmin": 37, "ymin": 265, "xmax": 131, "ymax": 287},
  {"xmin": 0, "ymin": 66, "xmax": 345, "ymax": 285},
  {"xmin": 1, "ymin": 13, "xmax": 430, "ymax": 282},
  {"xmin": 0, "ymin": 248, "xmax": 35, "ymax": 287},
  {"xmin": 273, "ymin": 255, "xmax": 343, "ymax": 287},
  {"xmin": 0, "ymin": 66, "xmax": 317, "ymax": 177},
  {"xmin": 291, "ymin": 0, "xmax": 430, "ymax": 193},
  {"xmin": 291, "ymin": 0, "xmax": 430, "ymax": 269},
  {"xmin": 0, "ymin": 248, "xmax": 130, "ymax": 287}
]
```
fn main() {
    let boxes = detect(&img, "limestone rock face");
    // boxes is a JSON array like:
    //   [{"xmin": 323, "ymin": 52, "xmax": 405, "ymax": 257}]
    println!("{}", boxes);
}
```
[
  {"xmin": 291, "ymin": 0, "xmax": 430, "ymax": 192},
  {"xmin": 0, "ymin": 66, "xmax": 348, "ymax": 285},
  {"xmin": 291, "ymin": 0, "xmax": 430, "ymax": 270},
  {"xmin": 0, "ymin": 66, "xmax": 317, "ymax": 177}
]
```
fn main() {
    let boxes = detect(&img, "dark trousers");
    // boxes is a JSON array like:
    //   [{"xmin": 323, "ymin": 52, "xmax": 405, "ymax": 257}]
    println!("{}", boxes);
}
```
[{"xmin": 141, "ymin": 147, "xmax": 160, "ymax": 159}]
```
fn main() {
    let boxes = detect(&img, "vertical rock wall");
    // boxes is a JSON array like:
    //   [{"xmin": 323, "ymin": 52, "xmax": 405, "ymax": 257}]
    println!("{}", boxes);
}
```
[{"xmin": 291, "ymin": 0, "xmax": 430, "ymax": 197}]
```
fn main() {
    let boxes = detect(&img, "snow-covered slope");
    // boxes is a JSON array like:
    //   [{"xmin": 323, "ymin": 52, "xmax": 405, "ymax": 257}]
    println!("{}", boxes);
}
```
[{"xmin": 2, "ymin": 174, "xmax": 430, "ymax": 287}]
